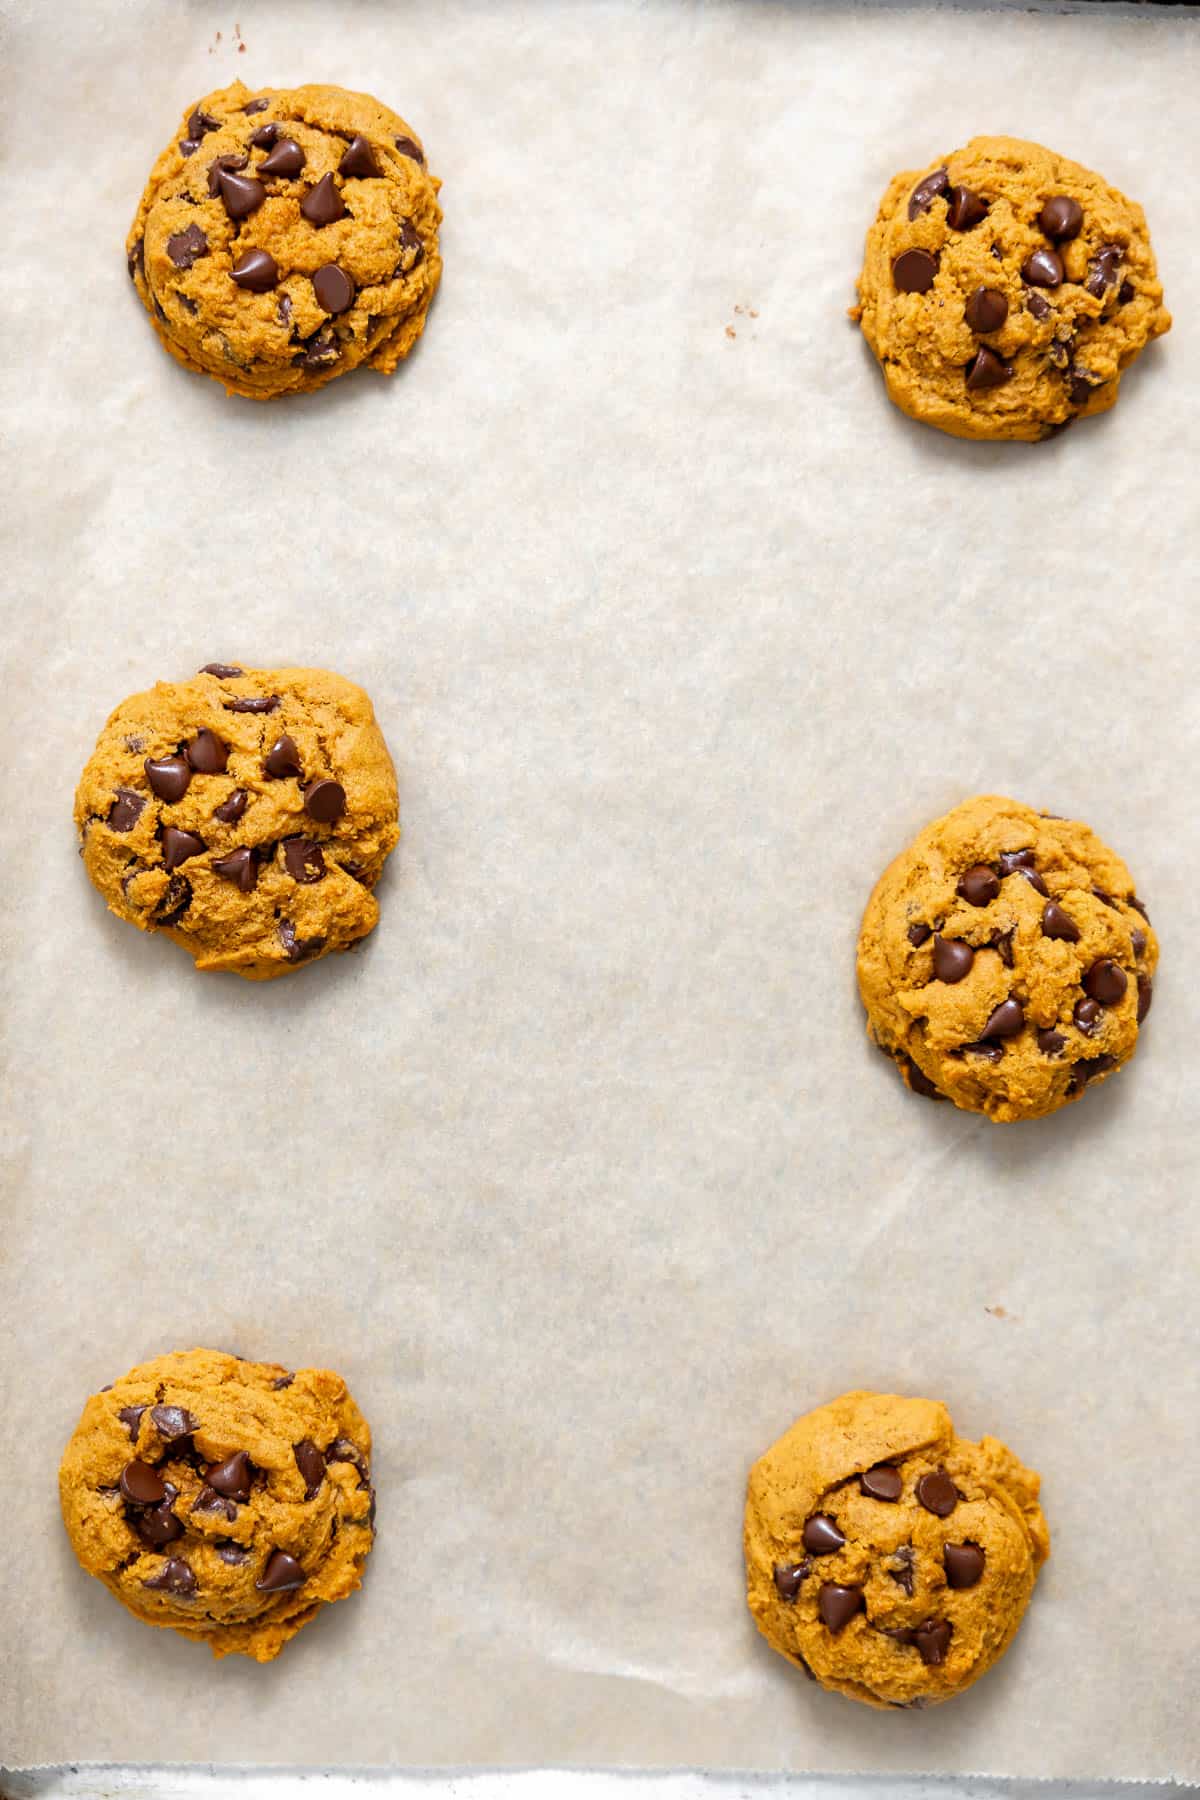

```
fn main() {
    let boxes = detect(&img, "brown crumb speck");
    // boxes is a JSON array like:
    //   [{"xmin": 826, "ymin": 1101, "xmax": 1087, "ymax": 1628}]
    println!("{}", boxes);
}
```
[{"xmin": 725, "ymin": 325, "xmax": 736, "ymax": 339}]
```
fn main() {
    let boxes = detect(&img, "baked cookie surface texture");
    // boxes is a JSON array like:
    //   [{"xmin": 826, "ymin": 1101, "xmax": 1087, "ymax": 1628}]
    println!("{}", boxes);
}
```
[
  {"xmin": 127, "ymin": 81, "xmax": 442, "ymax": 398},
  {"xmin": 75, "ymin": 663, "xmax": 400, "ymax": 979},
  {"xmin": 855, "ymin": 135, "xmax": 1169, "ymax": 440},
  {"xmin": 59, "ymin": 1349, "xmax": 375, "ymax": 1662},
  {"xmin": 745, "ymin": 1391, "xmax": 1049, "ymax": 1710},
  {"xmin": 857, "ymin": 795, "xmax": 1156, "ymax": 1121}
]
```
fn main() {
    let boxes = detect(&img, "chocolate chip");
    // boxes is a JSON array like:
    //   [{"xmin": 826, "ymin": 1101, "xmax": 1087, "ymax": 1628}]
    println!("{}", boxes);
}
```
[
  {"xmin": 216, "ymin": 1540, "xmax": 251, "ymax": 1563},
  {"xmin": 211, "ymin": 846, "xmax": 258, "ymax": 892},
  {"xmin": 150, "ymin": 1404, "xmax": 197, "ymax": 1440},
  {"xmin": 393, "ymin": 133, "xmax": 426, "ymax": 163},
  {"xmin": 284, "ymin": 838, "xmax": 326, "ymax": 883},
  {"xmin": 1084, "ymin": 958, "xmax": 1128, "ymax": 1005},
  {"xmin": 185, "ymin": 729, "xmax": 228, "ymax": 773},
  {"xmin": 915, "ymin": 1471, "xmax": 958, "ymax": 1517},
  {"xmin": 259, "ymin": 138, "xmax": 306, "ymax": 178},
  {"xmin": 904, "ymin": 1057, "xmax": 941, "ymax": 1101},
  {"xmin": 1131, "ymin": 928, "xmax": 1147, "ymax": 958},
  {"xmin": 133, "ymin": 1492, "xmax": 183, "ymax": 1547},
  {"xmin": 1129, "ymin": 896, "xmax": 1150, "ymax": 922},
  {"xmin": 802, "ymin": 1515, "xmax": 846, "ymax": 1555},
  {"xmin": 907, "ymin": 166, "xmax": 949, "ymax": 219},
  {"xmin": 1075, "ymin": 1053, "xmax": 1116, "ymax": 1083},
  {"xmin": 278, "ymin": 920, "xmax": 326, "ymax": 962},
  {"xmin": 145, "ymin": 754, "xmax": 191, "ymax": 802},
  {"xmin": 1037, "ymin": 1027, "xmax": 1066, "ymax": 1056},
  {"xmin": 1085, "ymin": 245, "xmax": 1122, "ymax": 299},
  {"xmin": 217, "ymin": 168, "xmax": 267, "ymax": 221},
  {"xmin": 963, "ymin": 287, "xmax": 1008, "ymax": 335},
  {"xmin": 179, "ymin": 138, "xmax": 202, "ymax": 157},
  {"xmin": 907, "ymin": 923, "xmax": 931, "ymax": 947},
  {"xmin": 118, "ymin": 1404, "xmax": 147, "ymax": 1440},
  {"xmin": 294, "ymin": 1440, "xmax": 326, "ymax": 1499},
  {"xmin": 998, "ymin": 849, "xmax": 1048, "ymax": 895},
  {"xmin": 161, "ymin": 826, "xmax": 206, "ymax": 871},
  {"xmin": 192, "ymin": 1484, "xmax": 237, "ymax": 1521},
  {"xmin": 156, "ymin": 873, "xmax": 193, "ymax": 924},
  {"xmin": 961, "ymin": 1041, "xmax": 1003, "ymax": 1063},
  {"xmin": 965, "ymin": 346, "xmax": 1012, "ymax": 391},
  {"xmin": 957, "ymin": 864, "xmax": 999, "ymax": 906},
  {"xmin": 143, "ymin": 1556, "xmax": 195, "ymax": 1595},
  {"xmin": 250, "ymin": 122, "xmax": 278, "ymax": 148},
  {"xmin": 167, "ymin": 224, "xmax": 209, "ymax": 270},
  {"xmin": 880, "ymin": 1624, "xmax": 917, "ymax": 1647},
  {"xmin": 272, "ymin": 1374, "xmax": 294, "ymax": 1390},
  {"xmin": 1119, "ymin": 280, "xmax": 1135, "ymax": 305},
  {"xmin": 326, "ymin": 1437, "xmax": 369, "ymax": 1480},
  {"xmin": 944, "ymin": 1543, "xmax": 985, "ymax": 1589},
  {"xmin": 108, "ymin": 790, "xmax": 145, "ymax": 832},
  {"xmin": 860, "ymin": 1464, "xmax": 902, "ymax": 1502},
  {"xmin": 339, "ymin": 134, "xmax": 380, "ymax": 178},
  {"xmin": 1025, "ymin": 289, "xmax": 1052, "ymax": 321},
  {"xmin": 982, "ymin": 998, "xmax": 1023, "ymax": 1038},
  {"xmin": 1022, "ymin": 247, "xmax": 1064, "ymax": 289},
  {"xmin": 242, "ymin": 97, "xmax": 271, "ymax": 114},
  {"xmin": 120, "ymin": 1460, "xmax": 166, "ymax": 1505},
  {"xmin": 256, "ymin": 1548, "xmax": 305, "ymax": 1591},
  {"xmin": 298, "ymin": 328, "xmax": 340, "ymax": 369},
  {"xmin": 277, "ymin": 294, "xmax": 293, "ymax": 327},
  {"xmin": 264, "ymin": 733, "xmax": 302, "ymax": 778},
  {"xmin": 205, "ymin": 1451, "xmax": 252, "ymax": 1501},
  {"xmin": 214, "ymin": 788, "xmax": 248, "ymax": 824},
  {"xmin": 200, "ymin": 663, "xmax": 244, "ymax": 678},
  {"xmin": 207, "ymin": 153, "xmax": 249, "ymax": 197},
  {"xmin": 933, "ymin": 935, "xmax": 973, "ymax": 983},
  {"xmin": 1137, "ymin": 973, "xmax": 1153, "ymax": 1023},
  {"xmin": 1073, "ymin": 996, "xmax": 1102, "ymax": 1035},
  {"xmin": 1069, "ymin": 369, "xmax": 1100, "ymax": 407},
  {"xmin": 773, "ymin": 1560, "xmax": 809, "ymax": 1601},
  {"xmin": 223, "ymin": 694, "xmax": 280, "ymax": 713},
  {"xmin": 1042, "ymin": 902, "xmax": 1080, "ymax": 942},
  {"xmin": 914, "ymin": 1619, "xmax": 952, "ymax": 1666},
  {"xmin": 1039, "ymin": 195, "xmax": 1083, "ymax": 241},
  {"xmin": 888, "ymin": 1546, "xmax": 915, "ymax": 1595},
  {"xmin": 300, "ymin": 173, "xmax": 346, "ymax": 227},
  {"xmin": 230, "ymin": 248, "xmax": 280, "ymax": 292},
  {"xmin": 395, "ymin": 219, "xmax": 424, "ymax": 271},
  {"xmin": 946, "ymin": 185, "xmax": 987, "ymax": 231},
  {"xmin": 990, "ymin": 928, "xmax": 1015, "ymax": 969},
  {"xmin": 303, "ymin": 778, "xmax": 347, "ymax": 823},
  {"xmin": 892, "ymin": 248, "xmax": 937, "ymax": 294},
  {"xmin": 188, "ymin": 108, "xmax": 219, "ymax": 141},
  {"xmin": 312, "ymin": 264, "xmax": 355, "ymax": 315},
  {"xmin": 818, "ymin": 1583, "xmax": 864, "ymax": 1634}
]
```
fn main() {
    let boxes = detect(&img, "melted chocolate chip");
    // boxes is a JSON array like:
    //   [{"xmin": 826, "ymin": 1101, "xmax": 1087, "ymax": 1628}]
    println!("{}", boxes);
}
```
[
  {"xmin": 213, "ymin": 789, "xmax": 249, "ymax": 825},
  {"xmin": 216, "ymin": 1540, "xmax": 251, "ymax": 1563},
  {"xmin": 944, "ymin": 1543, "xmax": 985, "ymax": 1589},
  {"xmin": 294, "ymin": 1439, "xmax": 326, "ymax": 1499},
  {"xmin": 150, "ymin": 1405, "xmax": 197, "ymax": 1441},
  {"xmin": 982, "ymin": 998, "xmax": 1023, "ymax": 1038},
  {"xmin": 1137, "ymin": 973, "xmax": 1153, "ymax": 1024},
  {"xmin": 211, "ymin": 845, "xmax": 258, "ymax": 892},
  {"xmin": 312, "ymin": 264, "xmax": 355, "ymax": 315},
  {"xmin": 167, "ymin": 224, "xmax": 209, "ymax": 270},
  {"xmin": 298, "ymin": 328, "xmax": 340, "ymax": 369},
  {"xmin": 217, "ymin": 168, "xmax": 266, "ymax": 222},
  {"xmin": 907, "ymin": 923, "xmax": 931, "ymax": 947},
  {"xmin": 223, "ymin": 694, "xmax": 280, "ymax": 714},
  {"xmin": 120, "ymin": 1460, "xmax": 166, "ymax": 1505},
  {"xmin": 1042, "ymin": 902, "xmax": 1080, "ymax": 942},
  {"xmin": 1025, "ymin": 289, "xmax": 1052, "ymax": 321},
  {"xmin": 303, "ymin": 778, "xmax": 347, "ymax": 823},
  {"xmin": 1075, "ymin": 1053, "xmax": 1116, "ymax": 1083},
  {"xmin": 161, "ymin": 826, "xmax": 206, "ymax": 871},
  {"xmin": 256, "ymin": 1548, "xmax": 305, "ymax": 1591},
  {"xmin": 961, "ymin": 1040, "xmax": 1003, "ymax": 1063},
  {"xmin": 963, "ymin": 286, "xmax": 1008, "ymax": 334},
  {"xmin": 133, "ymin": 1490, "xmax": 183, "ymax": 1547},
  {"xmin": 250, "ymin": 122, "xmax": 278, "ymax": 148},
  {"xmin": 118, "ymin": 1404, "xmax": 147, "ymax": 1440},
  {"xmin": 1039, "ymin": 195, "xmax": 1083, "ymax": 242},
  {"xmin": 915, "ymin": 1471, "xmax": 958, "ymax": 1517},
  {"xmin": 957, "ymin": 864, "xmax": 999, "ymax": 906},
  {"xmin": 278, "ymin": 921, "xmax": 326, "ymax": 962},
  {"xmin": 145, "ymin": 755, "xmax": 191, "ymax": 802},
  {"xmin": 143, "ymin": 1556, "xmax": 196, "ymax": 1594},
  {"xmin": 205, "ymin": 1451, "xmax": 252, "ymax": 1501},
  {"xmin": 192, "ymin": 1484, "xmax": 237, "ymax": 1521},
  {"xmin": 108, "ymin": 790, "xmax": 145, "ymax": 832},
  {"xmin": 283, "ymin": 838, "xmax": 326, "ymax": 883},
  {"xmin": 946, "ymin": 185, "xmax": 987, "ymax": 231},
  {"xmin": 1022, "ymin": 247, "xmax": 1064, "ymax": 289},
  {"xmin": 892, "ymin": 249, "xmax": 937, "ymax": 294},
  {"xmin": 773, "ymin": 1560, "xmax": 810, "ymax": 1601},
  {"xmin": 1085, "ymin": 245, "xmax": 1122, "ymax": 299},
  {"xmin": 395, "ymin": 219, "xmax": 424, "ymax": 271},
  {"xmin": 888, "ymin": 1546, "xmax": 915, "ymax": 1595},
  {"xmin": 998, "ymin": 849, "xmax": 1048, "ymax": 895},
  {"xmin": 393, "ymin": 135, "xmax": 425, "ymax": 164},
  {"xmin": 185, "ymin": 729, "xmax": 228, "ymax": 774},
  {"xmin": 200, "ymin": 663, "xmax": 244, "ymax": 678},
  {"xmin": 907, "ymin": 167, "xmax": 949, "ymax": 219},
  {"xmin": 818, "ymin": 1583, "xmax": 864, "ymax": 1634},
  {"xmin": 242, "ymin": 97, "xmax": 271, "ymax": 114},
  {"xmin": 1073, "ymin": 997, "xmax": 1102, "ymax": 1036},
  {"xmin": 1037, "ymin": 1027, "xmax": 1066, "ymax": 1057},
  {"xmin": 264, "ymin": 733, "xmax": 302, "ymax": 778},
  {"xmin": 1084, "ymin": 959, "xmax": 1128, "ymax": 1006},
  {"xmin": 802, "ymin": 1515, "xmax": 846, "ymax": 1555},
  {"xmin": 914, "ymin": 1619, "xmax": 952, "ymax": 1666},
  {"xmin": 965, "ymin": 346, "xmax": 1012, "ymax": 391},
  {"xmin": 904, "ymin": 1057, "xmax": 942, "ymax": 1101}
]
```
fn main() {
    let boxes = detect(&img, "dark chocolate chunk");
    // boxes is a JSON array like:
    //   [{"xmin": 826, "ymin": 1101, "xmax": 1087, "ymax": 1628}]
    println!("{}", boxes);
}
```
[
  {"xmin": 907, "ymin": 923, "xmax": 931, "ymax": 947},
  {"xmin": 283, "ymin": 838, "xmax": 326, "ymax": 884},
  {"xmin": 150, "ymin": 1405, "xmax": 198, "ymax": 1440}
]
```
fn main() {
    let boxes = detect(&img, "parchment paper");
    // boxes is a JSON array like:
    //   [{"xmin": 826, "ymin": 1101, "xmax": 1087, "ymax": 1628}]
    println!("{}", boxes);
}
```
[{"xmin": 2, "ymin": 0, "xmax": 1198, "ymax": 1780}]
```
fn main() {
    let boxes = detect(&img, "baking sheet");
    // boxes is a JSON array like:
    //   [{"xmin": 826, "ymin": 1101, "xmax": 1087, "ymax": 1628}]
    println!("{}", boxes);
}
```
[{"xmin": 2, "ymin": 0, "xmax": 1198, "ymax": 1780}]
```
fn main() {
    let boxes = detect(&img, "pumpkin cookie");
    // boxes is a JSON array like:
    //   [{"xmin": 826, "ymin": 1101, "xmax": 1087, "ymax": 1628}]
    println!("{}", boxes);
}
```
[
  {"xmin": 745, "ymin": 1391, "xmax": 1049, "ymax": 1709},
  {"xmin": 127, "ymin": 81, "xmax": 441, "ymax": 398},
  {"xmin": 857, "ymin": 796, "xmax": 1157, "ymax": 1121},
  {"xmin": 854, "ymin": 136, "xmax": 1169, "ymax": 440},
  {"xmin": 75, "ymin": 663, "xmax": 399, "ymax": 979},
  {"xmin": 60, "ymin": 1349, "xmax": 375, "ymax": 1662}
]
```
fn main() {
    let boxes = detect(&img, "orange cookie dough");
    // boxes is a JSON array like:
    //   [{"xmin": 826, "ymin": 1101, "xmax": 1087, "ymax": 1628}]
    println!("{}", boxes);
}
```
[
  {"xmin": 75, "ymin": 662, "xmax": 400, "ymax": 979},
  {"xmin": 857, "ymin": 796, "xmax": 1157, "ymax": 1121},
  {"xmin": 60, "ymin": 1350, "xmax": 375, "ymax": 1662},
  {"xmin": 127, "ymin": 81, "xmax": 441, "ymax": 398},
  {"xmin": 745, "ymin": 1391, "xmax": 1049, "ymax": 1709},
  {"xmin": 854, "ymin": 136, "xmax": 1169, "ymax": 440}
]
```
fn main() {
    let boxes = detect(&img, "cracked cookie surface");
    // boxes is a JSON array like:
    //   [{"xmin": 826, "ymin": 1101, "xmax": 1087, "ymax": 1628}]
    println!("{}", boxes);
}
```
[
  {"xmin": 857, "ymin": 795, "xmax": 1157, "ymax": 1121},
  {"xmin": 745, "ymin": 1391, "xmax": 1049, "ymax": 1710},
  {"xmin": 59, "ymin": 1349, "xmax": 375, "ymax": 1662},
  {"xmin": 854, "ymin": 136, "xmax": 1169, "ymax": 441},
  {"xmin": 75, "ymin": 663, "xmax": 399, "ymax": 979},
  {"xmin": 127, "ymin": 81, "xmax": 442, "ymax": 398}
]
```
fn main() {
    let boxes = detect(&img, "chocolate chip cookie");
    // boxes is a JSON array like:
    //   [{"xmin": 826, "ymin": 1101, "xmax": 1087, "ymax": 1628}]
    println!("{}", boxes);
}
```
[
  {"xmin": 857, "ymin": 795, "xmax": 1157, "ymax": 1121},
  {"xmin": 75, "ymin": 663, "xmax": 399, "ymax": 978},
  {"xmin": 745, "ymin": 1391, "xmax": 1049, "ymax": 1710},
  {"xmin": 127, "ymin": 81, "xmax": 441, "ymax": 398},
  {"xmin": 854, "ymin": 136, "xmax": 1170, "ymax": 440},
  {"xmin": 59, "ymin": 1349, "xmax": 375, "ymax": 1662}
]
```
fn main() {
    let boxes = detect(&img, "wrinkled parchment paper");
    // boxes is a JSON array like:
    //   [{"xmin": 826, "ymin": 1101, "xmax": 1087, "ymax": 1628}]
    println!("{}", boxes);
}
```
[{"xmin": 2, "ymin": 0, "xmax": 1198, "ymax": 1779}]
